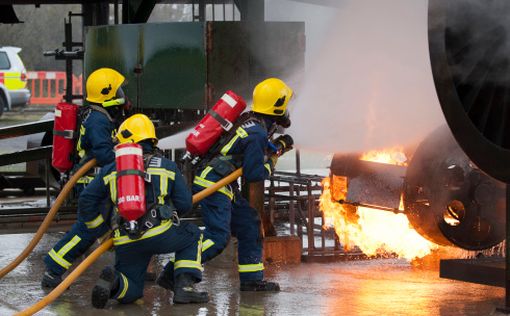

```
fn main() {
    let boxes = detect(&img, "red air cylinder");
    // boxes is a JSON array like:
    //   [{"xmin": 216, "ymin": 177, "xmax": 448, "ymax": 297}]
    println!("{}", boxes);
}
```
[
  {"xmin": 52, "ymin": 102, "xmax": 78, "ymax": 173},
  {"xmin": 186, "ymin": 90, "xmax": 246, "ymax": 157},
  {"xmin": 115, "ymin": 143, "xmax": 146, "ymax": 222}
]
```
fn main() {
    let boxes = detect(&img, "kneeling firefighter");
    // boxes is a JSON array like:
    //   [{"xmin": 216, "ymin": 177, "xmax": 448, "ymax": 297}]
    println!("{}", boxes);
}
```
[
  {"xmin": 79, "ymin": 114, "xmax": 207, "ymax": 308},
  {"xmin": 42, "ymin": 68, "xmax": 129, "ymax": 288},
  {"xmin": 157, "ymin": 78, "xmax": 294, "ymax": 292}
]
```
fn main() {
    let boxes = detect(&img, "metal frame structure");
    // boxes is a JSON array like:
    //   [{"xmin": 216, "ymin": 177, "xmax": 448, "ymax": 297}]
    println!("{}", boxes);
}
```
[
  {"xmin": 265, "ymin": 170, "xmax": 365, "ymax": 261},
  {"xmin": 0, "ymin": 120, "xmax": 54, "ymax": 210}
]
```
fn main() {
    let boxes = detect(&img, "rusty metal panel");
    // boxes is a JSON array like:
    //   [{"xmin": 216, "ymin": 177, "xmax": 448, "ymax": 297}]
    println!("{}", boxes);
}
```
[
  {"xmin": 207, "ymin": 21, "xmax": 305, "ymax": 106},
  {"xmin": 207, "ymin": 22, "xmax": 250, "ymax": 106},
  {"xmin": 330, "ymin": 154, "xmax": 405, "ymax": 209},
  {"xmin": 346, "ymin": 160, "xmax": 405, "ymax": 210}
]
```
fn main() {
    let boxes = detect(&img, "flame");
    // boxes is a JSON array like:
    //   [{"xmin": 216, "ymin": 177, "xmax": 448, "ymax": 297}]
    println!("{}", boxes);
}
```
[
  {"xmin": 321, "ymin": 148, "xmax": 438, "ymax": 261},
  {"xmin": 360, "ymin": 146, "xmax": 408, "ymax": 166}
]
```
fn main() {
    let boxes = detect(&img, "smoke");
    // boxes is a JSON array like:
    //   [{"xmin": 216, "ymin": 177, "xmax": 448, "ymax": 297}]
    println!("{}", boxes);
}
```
[
  {"xmin": 287, "ymin": 0, "xmax": 445, "ymax": 153},
  {"xmin": 158, "ymin": 128, "xmax": 190, "ymax": 149}
]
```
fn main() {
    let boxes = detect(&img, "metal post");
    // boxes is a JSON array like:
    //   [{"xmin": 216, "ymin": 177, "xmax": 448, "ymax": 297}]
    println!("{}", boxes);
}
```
[
  {"xmin": 321, "ymin": 211, "xmax": 326, "ymax": 251},
  {"xmin": 45, "ymin": 158, "xmax": 50, "ymax": 208},
  {"xmin": 114, "ymin": 0, "xmax": 119, "ymax": 24},
  {"xmin": 212, "ymin": 0, "xmax": 215, "ymax": 21},
  {"xmin": 334, "ymin": 233, "xmax": 341, "ymax": 251},
  {"xmin": 268, "ymin": 179, "xmax": 275, "ymax": 228},
  {"xmin": 198, "ymin": 0, "xmax": 206, "ymax": 21},
  {"xmin": 297, "ymin": 199, "xmax": 303, "ymax": 240},
  {"xmin": 64, "ymin": 17, "xmax": 73, "ymax": 103},
  {"xmin": 122, "ymin": 0, "xmax": 131, "ymax": 24},
  {"xmin": 296, "ymin": 149, "xmax": 301, "ymax": 177},
  {"xmin": 307, "ymin": 183, "xmax": 315, "ymax": 255},
  {"xmin": 237, "ymin": 0, "xmax": 264, "ymax": 22},
  {"xmin": 289, "ymin": 181, "xmax": 295, "ymax": 235},
  {"xmin": 297, "ymin": 183, "xmax": 303, "ymax": 239}
]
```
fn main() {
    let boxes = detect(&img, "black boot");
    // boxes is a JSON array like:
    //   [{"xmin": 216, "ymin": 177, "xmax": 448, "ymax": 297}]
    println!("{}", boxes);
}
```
[
  {"xmin": 156, "ymin": 268, "xmax": 174, "ymax": 291},
  {"xmin": 173, "ymin": 274, "xmax": 209, "ymax": 304},
  {"xmin": 41, "ymin": 270, "xmax": 63, "ymax": 289},
  {"xmin": 91, "ymin": 266, "xmax": 119, "ymax": 309},
  {"xmin": 240, "ymin": 280, "xmax": 280, "ymax": 292}
]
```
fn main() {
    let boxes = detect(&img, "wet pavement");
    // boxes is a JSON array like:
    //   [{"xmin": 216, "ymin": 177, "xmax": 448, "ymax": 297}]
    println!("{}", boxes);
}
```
[{"xmin": 0, "ymin": 233, "xmax": 505, "ymax": 316}]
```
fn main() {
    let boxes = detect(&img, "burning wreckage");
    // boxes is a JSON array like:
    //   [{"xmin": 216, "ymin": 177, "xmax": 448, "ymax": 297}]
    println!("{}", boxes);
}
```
[{"xmin": 319, "ymin": 125, "xmax": 504, "ymax": 260}]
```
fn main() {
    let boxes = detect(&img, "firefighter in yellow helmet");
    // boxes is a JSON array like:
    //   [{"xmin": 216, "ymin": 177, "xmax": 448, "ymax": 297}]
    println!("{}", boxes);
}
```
[
  {"xmin": 157, "ymin": 78, "xmax": 294, "ymax": 292},
  {"xmin": 80, "ymin": 113, "xmax": 207, "ymax": 307},
  {"xmin": 76, "ymin": 67, "xmax": 130, "ymax": 167},
  {"xmin": 42, "ymin": 68, "xmax": 130, "ymax": 289},
  {"xmin": 116, "ymin": 113, "xmax": 157, "ymax": 144},
  {"xmin": 252, "ymin": 78, "xmax": 293, "ymax": 116}
]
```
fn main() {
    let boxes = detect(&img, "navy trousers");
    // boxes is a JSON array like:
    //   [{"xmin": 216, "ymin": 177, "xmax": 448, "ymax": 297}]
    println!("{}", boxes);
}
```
[
  {"xmin": 111, "ymin": 221, "xmax": 202, "ymax": 303},
  {"xmin": 192, "ymin": 185, "xmax": 264, "ymax": 282},
  {"xmin": 44, "ymin": 196, "xmax": 110, "ymax": 276}
]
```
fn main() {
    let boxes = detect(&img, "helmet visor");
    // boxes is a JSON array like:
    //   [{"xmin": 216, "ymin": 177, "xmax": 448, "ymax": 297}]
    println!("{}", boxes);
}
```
[{"xmin": 102, "ymin": 86, "xmax": 126, "ymax": 108}]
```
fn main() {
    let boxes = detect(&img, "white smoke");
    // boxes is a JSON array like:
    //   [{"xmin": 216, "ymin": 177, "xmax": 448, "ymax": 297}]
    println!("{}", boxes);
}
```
[
  {"xmin": 158, "ymin": 128, "xmax": 191, "ymax": 149},
  {"xmin": 286, "ymin": 0, "xmax": 445, "ymax": 153}
]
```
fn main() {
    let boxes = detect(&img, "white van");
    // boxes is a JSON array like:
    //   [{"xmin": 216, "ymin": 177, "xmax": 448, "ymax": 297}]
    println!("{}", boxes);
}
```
[{"xmin": 0, "ymin": 46, "xmax": 31, "ymax": 116}]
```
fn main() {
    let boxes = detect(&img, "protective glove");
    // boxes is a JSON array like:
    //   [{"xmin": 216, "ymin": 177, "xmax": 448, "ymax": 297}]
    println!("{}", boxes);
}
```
[{"xmin": 272, "ymin": 134, "xmax": 294, "ymax": 156}]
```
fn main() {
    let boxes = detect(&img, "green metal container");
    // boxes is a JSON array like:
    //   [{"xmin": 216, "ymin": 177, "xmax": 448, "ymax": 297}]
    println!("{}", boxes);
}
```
[{"xmin": 85, "ymin": 21, "xmax": 304, "ymax": 111}]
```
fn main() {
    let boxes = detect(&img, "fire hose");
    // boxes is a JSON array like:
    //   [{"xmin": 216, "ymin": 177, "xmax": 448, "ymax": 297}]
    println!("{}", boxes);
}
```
[
  {"xmin": 0, "ymin": 159, "xmax": 97, "ymax": 279},
  {"xmin": 15, "ymin": 167, "xmax": 244, "ymax": 316}
]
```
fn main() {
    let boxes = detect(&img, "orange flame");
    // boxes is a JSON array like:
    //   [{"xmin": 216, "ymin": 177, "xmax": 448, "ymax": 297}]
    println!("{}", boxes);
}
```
[
  {"xmin": 321, "ymin": 148, "xmax": 438, "ymax": 261},
  {"xmin": 360, "ymin": 146, "xmax": 408, "ymax": 166}
]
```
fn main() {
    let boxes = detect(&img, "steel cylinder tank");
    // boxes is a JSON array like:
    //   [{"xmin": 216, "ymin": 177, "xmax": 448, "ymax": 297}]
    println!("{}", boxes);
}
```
[{"xmin": 404, "ymin": 126, "xmax": 505, "ymax": 250}]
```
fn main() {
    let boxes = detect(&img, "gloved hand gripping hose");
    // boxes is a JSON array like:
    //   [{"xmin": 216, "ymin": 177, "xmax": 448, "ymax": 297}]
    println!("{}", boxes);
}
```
[
  {"xmin": 16, "ymin": 167, "xmax": 244, "ymax": 316},
  {"xmin": 0, "ymin": 159, "xmax": 97, "ymax": 279},
  {"xmin": 268, "ymin": 134, "xmax": 294, "ymax": 171},
  {"xmin": 272, "ymin": 134, "xmax": 294, "ymax": 156}
]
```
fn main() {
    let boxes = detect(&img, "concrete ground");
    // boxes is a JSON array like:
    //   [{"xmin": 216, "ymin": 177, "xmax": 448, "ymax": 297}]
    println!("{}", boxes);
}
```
[{"xmin": 0, "ymin": 233, "xmax": 505, "ymax": 316}]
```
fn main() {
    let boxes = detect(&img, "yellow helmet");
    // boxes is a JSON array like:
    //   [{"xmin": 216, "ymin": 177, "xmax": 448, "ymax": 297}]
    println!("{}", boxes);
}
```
[
  {"xmin": 86, "ymin": 68, "xmax": 126, "ymax": 107},
  {"xmin": 116, "ymin": 114, "xmax": 158, "ymax": 145},
  {"xmin": 252, "ymin": 78, "xmax": 293, "ymax": 116}
]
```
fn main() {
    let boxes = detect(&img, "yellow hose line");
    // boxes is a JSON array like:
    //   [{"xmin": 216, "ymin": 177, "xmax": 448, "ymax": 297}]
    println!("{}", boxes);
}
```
[
  {"xmin": 0, "ymin": 159, "xmax": 97, "ymax": 279},
  {"xmin": 16, "ymin": 167, "xmax": 244, "ymax": 316},
  {"xmin": 192, "ymin": 168, "xmax": 242, "ymax": 204}
]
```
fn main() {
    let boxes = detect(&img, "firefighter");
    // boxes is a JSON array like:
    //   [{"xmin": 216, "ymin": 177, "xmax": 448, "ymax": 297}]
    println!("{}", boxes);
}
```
[
  {"xmin": 41, "ymin": 68, "xmax": 128, "ymax": 288},
  {"xmin": 75, "ymin": 67, "xmax": 129, "ymax": 186},
  {"xmin": 81, "ymin": 114, "xmax": 207, "ymax": 308},
  {"xmin": 157, "ymin": 78, "xmax": 294, "ymax": 292}
]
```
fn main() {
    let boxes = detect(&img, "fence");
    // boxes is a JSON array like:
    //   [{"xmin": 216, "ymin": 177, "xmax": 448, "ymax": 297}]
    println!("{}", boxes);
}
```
[{"xmin": 27, "ymin": 71, "xmax": 82, "ymax": 105}]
